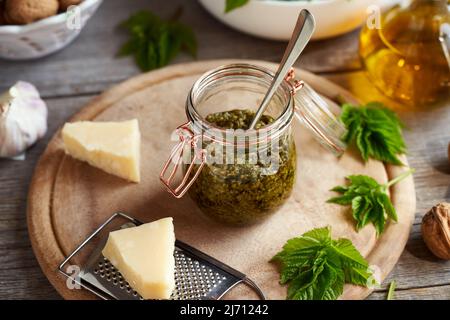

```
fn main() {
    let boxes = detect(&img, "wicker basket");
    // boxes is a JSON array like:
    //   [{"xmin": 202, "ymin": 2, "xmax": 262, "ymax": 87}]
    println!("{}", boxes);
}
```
[{"xmin": 0, "ymin": 0, "xmax": 102, "ymax": 60}]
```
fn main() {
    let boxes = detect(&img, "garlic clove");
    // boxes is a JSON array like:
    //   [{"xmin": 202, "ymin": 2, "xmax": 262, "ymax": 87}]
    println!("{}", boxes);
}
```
[{"xmin": 0, "ymin": 81, "xmax": 48, "ymax": 159}]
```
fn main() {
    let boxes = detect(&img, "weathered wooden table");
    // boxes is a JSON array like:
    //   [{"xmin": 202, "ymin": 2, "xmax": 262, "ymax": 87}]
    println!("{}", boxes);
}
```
[{"xmin": 0, "ymin": 0, "xmax": 448, "ymax": 300}]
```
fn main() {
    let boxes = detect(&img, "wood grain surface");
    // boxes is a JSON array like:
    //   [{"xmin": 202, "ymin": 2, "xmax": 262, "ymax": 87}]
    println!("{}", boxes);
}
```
[
  {"xmin": 26, "ymin": 60, "xmax": 415, "ymax": 300},
  {"xmin": 0, "ymin": 0, "xmax": 449, "ymax": 300}
]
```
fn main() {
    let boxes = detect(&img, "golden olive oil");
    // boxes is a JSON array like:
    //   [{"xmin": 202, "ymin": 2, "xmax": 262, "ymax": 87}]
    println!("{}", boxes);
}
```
[{"xmin": 360, "ymin": 0, "xmax": 450, "ymax": 107}]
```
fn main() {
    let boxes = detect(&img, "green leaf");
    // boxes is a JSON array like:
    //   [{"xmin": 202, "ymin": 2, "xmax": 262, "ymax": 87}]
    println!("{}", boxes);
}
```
[
  {"xmin": 118, "ymin": 9, "xmax": 197, "ymax": 71},
  {"xmin": 370, "ymin": 196, "xmax": 386, "ymax": 236},
  {"xmin": 356, "ymin": 127, "xmax": 370, "ymax": 161},
  {"xmin": 330, "ymin": 239, "xmax": 371, "ymax": 286},
  {"xmin": 287, "ymin": 263, "xmax": 323, "ymax": 300},
  {"xmin": 347, "ymin": 175, "xmax": 379, "ymax": 188},
  {"xmin": 272, "ymin": 227, "xmax": 371, "ymax": 300},
  {"xmin": 118, "ymin": 40, "xmax": 136, "ymax": 57},
  {"xmin": 322, "ymin": 266, "xmax": 345, "ymax": 300},
  {"xmin": 339, "ymin": 103, "xmax": 406, "ymax": 165},
  {"xmin": 377, "ymin": 193, "xmax": 398, "ymax": 222},
  {"xmin": 387, "ymin": 280, "xmax": 396, "ymax": 300},
  {"xmin": 225, "ymin": 0, "xmax": 250, "ymax": 13},
  {"xmin": 157, "ymin": 27, "xmax": 170, "ymax": 67},
  {"xmin": 175, "ymin": 24, "xmax": 198, "ymax": 57},
  {"xmin": 351, "ymin": 196, "xmax": 370, "ymax": 229},
  {"xmin": 328, "ymin": 171, "xmax": 413, "ymax": 236},
  {"xmin": 332, "ymin": 238, "xmax": 368, "ymax": 269},
  {"xmin": 273, "ymin": 227, "xmax": 330, "ymax": 258},
  {"xmin": 271, "ymin": 228, "xmax": 332, "ymax": 285},
  {"xmin": 343, "ymin": 266, "xmax": 372, "ymax": 287},
  {"xmin": 301, "ymin": 226, "xmax": 332, "ymax": 244},
  {"xmin": 330, "ymin": 186, "xmax": 348, "ymax": 194},
  {"xmin": 327, "ymin": 195, "xmax": 354, "ymax": 206}
]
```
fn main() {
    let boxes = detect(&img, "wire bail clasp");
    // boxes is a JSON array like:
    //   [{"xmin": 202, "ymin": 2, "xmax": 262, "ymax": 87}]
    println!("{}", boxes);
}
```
[
  {"xmin": 160, "ymin": 122, "xmax": 206, "ymax": 198},
  {"xmin": 285, "ymin": 68, "xmax": 304, "ymax": 95}
]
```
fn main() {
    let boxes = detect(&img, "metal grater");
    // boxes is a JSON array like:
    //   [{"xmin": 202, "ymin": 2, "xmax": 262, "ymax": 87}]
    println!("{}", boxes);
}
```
[{"xmin": 58, "ymin": 212, "xmax": 265, "ymax": 300}]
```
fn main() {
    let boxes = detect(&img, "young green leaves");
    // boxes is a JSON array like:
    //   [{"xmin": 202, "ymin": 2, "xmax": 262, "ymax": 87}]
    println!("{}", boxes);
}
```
[
  {"xmin": 225, "ymin": 0, "xmax": 250, "ymax": 12},
  {"xmin": 328, "ymin": 169, "xmax": 414, "ymax": 236},
  {"xmin": 118, "ymin": 9, "xmax": 197, "ymax": 71},
  {"xmin": 340, "ymin": 102, "xmax": 406, "ymax": 165},
  {"xmin": 271, "ymin": 227, "xmax": 373, "ymax": 300},
  {"xmin": 387, "ymin": 280, "xmax": 396, "ymax": 300}
]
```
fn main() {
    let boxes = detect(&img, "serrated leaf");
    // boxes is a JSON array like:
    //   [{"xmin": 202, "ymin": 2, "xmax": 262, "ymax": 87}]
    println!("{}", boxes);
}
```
[
  {"xmin": 357, "ymin": 205, "xmax": 372, "ymax": 229},
  {"xmin": 347, "ymin": 175, "xmax": 379, "ymax": 188},
  {"xmin": 287, "ymin": 260, "xmax": 323, "ymax": 300},
  {"xmin": 373, "ymin": 200, "xmax": 386, "ymax": 236},
  {"xmin": 332, "ymin": 238, "xmax": 368, "ymax": 269},
  {"xmin": 272, "ymin": 227, "xmax": 371, "ymax": 300},
  {"xmin": 313, "ymin": 262, "xmax": 345, "ymax": 300},
  {"xmin": 351, "ymin": 196, "xmax": 370, "ymax": 228},
  {"xmin": 339, "ymin": 103, "xmax": 406, "ymax": 165},
  {"xmin": 323, "ymin": 267, "xmax": 345, "ymax": 300},
  {"xmin": 272, "ymin": 227, "xmax": 329, "ymax": 259},
  {"xmin": 327, "ymin": 194, "xmax": 355, "ymax": 205},
  {"xmin": 225, "ymin": 0, "xmax": 250, "ymax": 13},
  {"xmin": 356, "ymin": 127, "xmax": 370, "ymax": 161},
  {"xmin": 343, "ymin": 266, "xmax": 372, "ymax": 287},
  {"xmin": 117, "ymin": 40, "xmax": 136, "ymax": 57},
  {"xmin": 118, "ymin": 9, "xmax": 197, "ymax": 71},
  {"xmin": 157, "ymin": 27, "xmax": 170, "ymax": 67},
  {"xmin": 378, "ymin": 193, "xmax": 398, "ymax": 221},
  {"xmin": 174, "ymin": 24, "xmax": 198, "ymax": 57},
  {"xmin": 330, "ymin": 186, "xmax": 348, "ymax": 193},
  {"xmin": 328, "ymin": 171, "xmax": 412, "ymax": 236}
]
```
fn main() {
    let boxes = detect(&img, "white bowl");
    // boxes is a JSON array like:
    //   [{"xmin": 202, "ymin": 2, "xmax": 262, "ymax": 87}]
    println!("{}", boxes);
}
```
[
  {"xmin": 198, "ymin": 0, "xmax": 398, "ymax": 40},
  {"xmin": 0, "ymin": 0, "xmax": 102, "ymax": 60}
]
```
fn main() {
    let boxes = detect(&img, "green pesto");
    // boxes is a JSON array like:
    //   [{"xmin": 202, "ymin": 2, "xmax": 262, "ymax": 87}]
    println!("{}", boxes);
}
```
[
  {"xmin": 187, "ymin": 109, "xmax": 296, "ymax": 225},
  {"xmin": 205, "ymin": 109, "xmax": 275, "ymax": 130}
]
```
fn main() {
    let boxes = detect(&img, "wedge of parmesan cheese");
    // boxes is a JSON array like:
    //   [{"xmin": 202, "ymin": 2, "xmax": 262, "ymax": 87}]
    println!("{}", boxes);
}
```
[
  {"xmin": 102, "ymin": 217, "xmax": 176, "ymax": 300},
  {"xmin": 61, "ymin": 120, "xmax": 140, "ymax": 182}
]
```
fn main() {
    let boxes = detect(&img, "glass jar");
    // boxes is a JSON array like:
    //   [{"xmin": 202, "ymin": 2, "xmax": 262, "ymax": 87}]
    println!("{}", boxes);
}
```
[
  {"xmin": 359, "ymin": 0, "xmax": 450, "ymax": 107},
  {"xmin": 160, "ymin": 64, "xmax": 347, "ymax": 225}
]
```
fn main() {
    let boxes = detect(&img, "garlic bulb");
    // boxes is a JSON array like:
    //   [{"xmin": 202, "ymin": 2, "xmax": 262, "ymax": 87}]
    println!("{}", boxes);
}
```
[{"xmin": 0, "ymin": 81, "xmax": 48, "ymax": 159}]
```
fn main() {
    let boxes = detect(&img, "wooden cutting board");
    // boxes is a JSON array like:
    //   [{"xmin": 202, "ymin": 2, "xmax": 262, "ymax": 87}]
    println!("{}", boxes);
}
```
[{"xmin": 27, "ymin": 60, "xmax": 416, "ymax": 300}]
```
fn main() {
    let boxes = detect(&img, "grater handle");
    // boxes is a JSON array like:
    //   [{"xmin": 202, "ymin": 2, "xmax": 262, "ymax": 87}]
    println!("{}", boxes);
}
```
[
  {"xmin": 58, "ymin": 212, "xmax": 138, "ymax": 273},
  {"xmin": 58, "ymin": 212, "xmax": 267, "ymax": 301},
  {"xmin": 243, "ymin": 277, "xmax": 266, "ymax": 300}
]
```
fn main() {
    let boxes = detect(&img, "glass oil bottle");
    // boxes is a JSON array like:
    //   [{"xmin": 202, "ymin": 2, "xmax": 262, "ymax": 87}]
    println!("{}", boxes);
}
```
[{"xmin": 359, "ymin": 0, "xmax": 450, "ymax": 107}]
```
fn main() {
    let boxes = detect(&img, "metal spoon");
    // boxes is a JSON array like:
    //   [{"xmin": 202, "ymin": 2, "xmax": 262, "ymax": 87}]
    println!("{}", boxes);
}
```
[{"xmin": 248, "ymin": 10, "xmax": 316, "ymax": 130}]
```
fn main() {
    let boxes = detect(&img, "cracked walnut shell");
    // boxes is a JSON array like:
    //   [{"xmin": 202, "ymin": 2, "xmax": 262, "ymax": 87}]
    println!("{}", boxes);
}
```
[{"xmin": 421, "ymin": 203, "xmax": 450, "ymax": 260}]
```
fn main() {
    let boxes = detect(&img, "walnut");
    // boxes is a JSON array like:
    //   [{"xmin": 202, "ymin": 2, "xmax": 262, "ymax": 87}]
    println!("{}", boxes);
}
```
[
  {"xmin": 59, "ymin": 0, "xmax": 82, "ymax": 11},
  {"xmin": 4, "ymin": 0, "xmax": 59, "ymax": 25},
  {"xmin": 421, "ymin": 203, "xmax": 450, "ymax": 260}
]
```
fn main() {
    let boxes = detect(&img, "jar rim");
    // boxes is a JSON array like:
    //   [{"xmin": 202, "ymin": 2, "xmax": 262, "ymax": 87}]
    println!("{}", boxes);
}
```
[{"xmin": 186, "ymin": 63, "xmax": 294, "ymax": 144}]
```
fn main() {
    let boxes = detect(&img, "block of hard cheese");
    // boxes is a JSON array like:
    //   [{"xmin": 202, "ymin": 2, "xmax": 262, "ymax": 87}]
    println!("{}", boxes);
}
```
[
  {"xmin": 102, "ymin": 217, "xmax": 176, "ymax": 299},
  {"xmin": 61, "ymin": 119, "xmax": 140, "ymax": 182}
]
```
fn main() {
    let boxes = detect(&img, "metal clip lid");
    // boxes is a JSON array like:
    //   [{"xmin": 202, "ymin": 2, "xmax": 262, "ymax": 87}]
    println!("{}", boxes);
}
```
[
  {"xmin": 160, "ymin": 122, "xmax": 206, "ymax": 198},
  {"xmin": 285, "ymin": 68, "xmax": 347, "ymax": 156}
]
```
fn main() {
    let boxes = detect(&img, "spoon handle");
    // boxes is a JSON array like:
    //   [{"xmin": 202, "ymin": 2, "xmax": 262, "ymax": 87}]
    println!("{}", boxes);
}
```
[{"xmin": 248, "ymin": 10, "xmax": 315, "ymax": 130}]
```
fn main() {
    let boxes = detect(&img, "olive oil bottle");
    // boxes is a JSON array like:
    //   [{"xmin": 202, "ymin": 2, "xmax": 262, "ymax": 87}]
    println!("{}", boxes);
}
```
[{"xmin": 360, "ymin": 0, "xmax": 450, "ymax": 107}]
